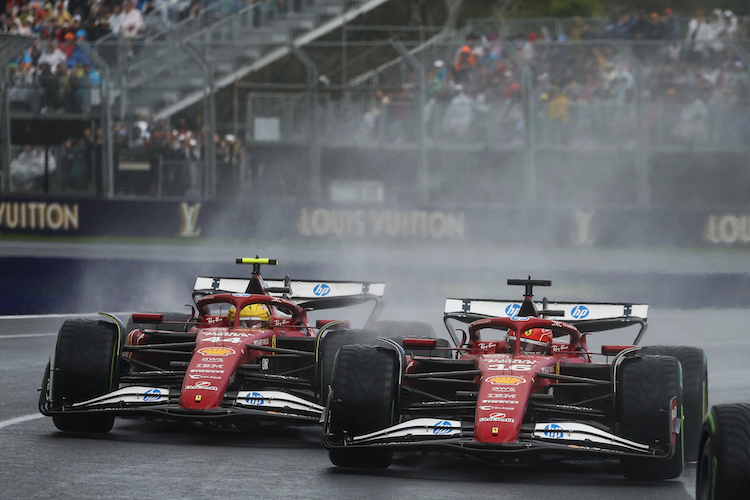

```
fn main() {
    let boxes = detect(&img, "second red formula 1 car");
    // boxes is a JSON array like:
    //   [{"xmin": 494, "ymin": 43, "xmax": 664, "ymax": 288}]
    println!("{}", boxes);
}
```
[
  {"xmin": 322, "ymin": 278, "xmax": 708, "ymax": 480},
  {"xmin": 39, "ymin": 258, "xmax": 385, "ymax": 432}
]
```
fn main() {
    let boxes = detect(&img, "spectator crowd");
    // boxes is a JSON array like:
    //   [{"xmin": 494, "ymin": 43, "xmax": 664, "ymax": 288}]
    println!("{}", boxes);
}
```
[
  {"xmin": 4, "ymin": 3, "xmax": 750, "ymax": 195},
  {"xmin": 359, "ymin": 8, "xmax": 750, "ymax": 148}
]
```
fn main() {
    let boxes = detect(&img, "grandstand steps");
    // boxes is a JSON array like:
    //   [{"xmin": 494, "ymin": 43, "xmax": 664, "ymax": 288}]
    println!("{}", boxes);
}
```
[
  {"xmin": 120, "ymin": 19, "xmax": 315, "ymax": 90},
  {"xmin": 101, "ymin": 0, "xmax": 370, "ymax": 119},
  {"xmin": 110, "ymin": 0, "xmax": 392, "ymax": 121}
]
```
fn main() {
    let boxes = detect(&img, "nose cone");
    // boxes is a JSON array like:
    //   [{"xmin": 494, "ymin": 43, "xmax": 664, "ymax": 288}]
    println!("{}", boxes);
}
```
[{"xmin": 179, "ymin": 344, "xmax": 243, "ymax": 410}]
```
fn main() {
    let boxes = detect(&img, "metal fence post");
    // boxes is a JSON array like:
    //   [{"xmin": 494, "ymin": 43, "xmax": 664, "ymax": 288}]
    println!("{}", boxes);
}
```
[
  {"xmin": 0, "ymin": 70, "xmax": 9, "ymax": 194},
  {"xmin": 0, "ymin": 34, "xmax": 36, "ymax": 195},
  {"xmin": 391, "ymin": 41, "xmax": 429, "ymax": 205},
  {"xmin": 615, "ymin": 42, "xmax": 650, "ymax": 207},
  {"xmin": 183, "ymin": 41, "xmax": 216, "ymax": 199},
  {"xmin": 521, "ymin": 62, "xmax": 536, "ymax": 203},
  {"xmin": 78, "ymin": 41, "xmax": 114, "ymax": 198},
  {"xmin": 287, "ymin": 43, "xmax": 322, "ymax": 201},
  {"xmin": 499, "ymin": 38, "xmax": 536, "ymax": 202}
]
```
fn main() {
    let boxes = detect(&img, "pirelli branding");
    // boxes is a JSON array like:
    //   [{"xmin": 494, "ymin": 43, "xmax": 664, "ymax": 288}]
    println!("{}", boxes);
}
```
[{"xmin": 0, "ymin": 201, "xmax": 78, "ymax": 231}]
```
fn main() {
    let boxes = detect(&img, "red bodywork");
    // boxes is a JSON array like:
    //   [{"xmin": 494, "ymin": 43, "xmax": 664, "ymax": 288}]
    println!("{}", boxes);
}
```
[
  {"xmin": 404, "ymin": 316, "xmax": 591, "ymax": 444},
  {"xmin": 126, "ymin": 292, "xmax": 313, "ymax": 411}
]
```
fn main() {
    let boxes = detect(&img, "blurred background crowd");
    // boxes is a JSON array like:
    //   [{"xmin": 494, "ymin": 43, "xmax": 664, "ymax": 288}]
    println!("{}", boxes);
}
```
[
  {"xmin": 3, "ymin": 0, "xmax": 750, "ymax": 194},
  {"xmin": 361, "ymin": 8, "xmax": 749, "ymax": 147}
]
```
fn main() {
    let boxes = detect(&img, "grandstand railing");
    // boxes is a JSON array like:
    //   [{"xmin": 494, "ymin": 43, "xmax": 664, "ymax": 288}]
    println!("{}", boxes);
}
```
[
  {"xmin": 7, "ymin": 145, "xmax": 98, "ymax": 197},
  {"xmin": 240, "ymin": 96, "xmax": 748, "ymax": 151},
  {"xmin": 7, "ymin": 80, "xmax": 105, "ymax": 117},
  {"xmin": 347, "ymin": 28, "xmax": 463, "ymax": 90}
]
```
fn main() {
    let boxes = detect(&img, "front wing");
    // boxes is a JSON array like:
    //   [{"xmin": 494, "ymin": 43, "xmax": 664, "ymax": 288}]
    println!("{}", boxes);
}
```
[
  {"xmin": 40, "ymin": 385, "xmax": 324, "ymax": 423},
  {"xmin": 323, "ymin": 418, "xmax": 674, "ymax": 460}
]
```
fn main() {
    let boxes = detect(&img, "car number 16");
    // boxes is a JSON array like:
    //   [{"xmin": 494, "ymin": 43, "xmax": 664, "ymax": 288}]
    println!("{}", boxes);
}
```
[{"xmin": 488, "ymin": 364, "xmax": 533, "ymax": 371}]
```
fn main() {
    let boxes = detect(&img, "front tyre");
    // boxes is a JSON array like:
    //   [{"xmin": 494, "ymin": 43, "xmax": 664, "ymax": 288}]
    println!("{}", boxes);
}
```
[
  {"xmin": 326, "ymin": 344, "xmax": 400, "ymax": 469},
  {"xmin": 640, "ymin": 345, "xmax": 708, "ymax": 460},
  {"xmin": 51, "ymin": 319, "xmax": 120, "ymax": 433},
  {"xmin": 316, "ymin": 329, "xmax": 379, "ymax": 404},
  {"xmin": 618, "ymin": 354, "xmax": 683, "ymax": 480},
  {"xmin": 696, "ymin": 404, "xmax": 750, "ymax": 500}
]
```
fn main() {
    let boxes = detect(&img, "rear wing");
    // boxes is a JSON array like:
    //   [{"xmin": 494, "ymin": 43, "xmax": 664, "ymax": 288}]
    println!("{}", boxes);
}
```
[
  {"xmin": 443, "ymin": 298, "xmax": 649, "ymax": 345},
  {"xmin": 193, "ymin": 277, "xmax": 385, "ymax": 328},
  {"xmin": 194, "ymin": 277, "xmax": 384, "ymax": 300}
]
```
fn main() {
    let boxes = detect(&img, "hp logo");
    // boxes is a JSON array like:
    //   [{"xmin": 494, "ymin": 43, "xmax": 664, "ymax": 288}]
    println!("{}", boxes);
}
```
[
  {"xmin": 313, "ymin": 284, "xmax": 331, "ymax": 297},
  {"xmin": 143, "ymin": 389, "xmax": 162, "ymax": 402},
  {"xmin": 433, "ymin": 420, "xmax": 453, "ymax": 435},
  {"xmin": 505, "ymin": 304, "xmax": 521, "ymax": 318},
  {"xmin": 543, "ymin": 423, "xmax": 564, "ymax": 439},
  {"xmin": 571, "ymin": 305, "xmax": 590, "ymax": 319},
  {"xmin": 245, "ymin": 392, "xmax": 264, "ymax": 405}
]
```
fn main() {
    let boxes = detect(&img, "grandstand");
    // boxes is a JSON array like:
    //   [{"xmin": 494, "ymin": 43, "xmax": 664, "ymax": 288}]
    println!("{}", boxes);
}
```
[{"xmin": 1, "ymin": 4, "xmax": 750, "ymax": 209}]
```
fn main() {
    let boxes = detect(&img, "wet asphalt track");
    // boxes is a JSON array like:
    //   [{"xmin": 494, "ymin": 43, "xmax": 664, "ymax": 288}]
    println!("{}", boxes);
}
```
[{"xmin": 1, "ymin": 242, "xmax": 749, "ymax": 500}]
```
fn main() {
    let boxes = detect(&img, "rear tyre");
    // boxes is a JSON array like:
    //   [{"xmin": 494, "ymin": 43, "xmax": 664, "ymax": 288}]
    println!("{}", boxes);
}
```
[
  {"xmin": 641, "ymin": 345, "xmax": 708, "ymax": 460},
  {"xmin": 327, "ymin": 344, "xmax": 400, "ymax": 469},
  {"xmin": 51, "ymin": 319, "xmax": 119, "ymax": 433},
  {"xmin": 316, "ymin": 329, "xmax": 379, "ymax": 404},
  {"xmin": 618, "ymin": 354, "xmax": 683, "ymax": 480},
  {"xmin": 696, "ymin": 404, "xmax": 750, "ymax": 500}
]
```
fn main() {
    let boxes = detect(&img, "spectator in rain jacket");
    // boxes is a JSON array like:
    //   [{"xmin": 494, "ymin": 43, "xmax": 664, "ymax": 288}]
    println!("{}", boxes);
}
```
[
  {"xmin": 65, "ymin": 29, "xmax": 92, "ymax": 68},
  {"xmin": 614, "ymin": 12, "xmax": 637, "ymax": 39}
]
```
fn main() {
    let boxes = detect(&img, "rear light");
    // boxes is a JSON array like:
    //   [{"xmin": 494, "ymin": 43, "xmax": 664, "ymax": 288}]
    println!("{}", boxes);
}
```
[
  {"xmin": 403, "ymin": 338, "xmax": 438, "ymax": 349},
  {"xmin": 601, "ymin": 345, "xmax": 637, "ymax": 355},
  {"xmin": 131, "ymin": 313, "xmax": 164, "ymax": 324}
]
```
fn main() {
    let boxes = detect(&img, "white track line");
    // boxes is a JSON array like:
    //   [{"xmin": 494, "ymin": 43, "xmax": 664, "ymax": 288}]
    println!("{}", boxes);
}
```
[
  {"xmin": 0, "ymin": 413, "xmax": 45, "ymax": 429},
  {"xmin": 0, "ymin": 333, "xmax": 57, "ymax": 339}
]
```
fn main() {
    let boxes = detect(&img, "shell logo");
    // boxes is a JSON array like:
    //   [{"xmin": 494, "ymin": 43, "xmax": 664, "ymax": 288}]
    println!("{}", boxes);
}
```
[
  {"xmin": 197, "ymin": 347, "xmax": 236, "ymax": 357},
  {"xmin": 487, "ymin": 375, "xmax": 526, "ymax": 385}
]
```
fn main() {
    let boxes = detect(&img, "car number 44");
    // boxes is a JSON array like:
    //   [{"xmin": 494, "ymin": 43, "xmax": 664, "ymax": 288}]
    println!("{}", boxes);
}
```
[{"xmin": 203, "ymin": 336, "xmax": 244, "ymax": 344}]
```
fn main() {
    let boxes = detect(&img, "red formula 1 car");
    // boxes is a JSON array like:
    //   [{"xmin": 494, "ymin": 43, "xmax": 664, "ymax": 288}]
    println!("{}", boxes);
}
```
[
  {"xmin": 39, "ymin": 258, "xmax": 385, "ymax": 433},
  {"xmin": 323, "ymin": 278, "xmax": 708, "ymax": 480}
]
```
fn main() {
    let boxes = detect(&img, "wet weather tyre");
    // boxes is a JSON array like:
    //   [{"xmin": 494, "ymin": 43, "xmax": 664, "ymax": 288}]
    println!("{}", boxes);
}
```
[
  {"xmin": 618, "ymin": 355, "xmax": 684, "ymax": 480},
  {"xmin": 316, "ymin": 329, "xmax": 379, "ymax": 404},
  {"xmin": 327, "ymin": 344, "xmax": 399, "ymax": 469},
  {"xmin": 641, "ymin": 345, "xmax": 708, "ymax": 461},
  {"xmin": 51, "ymin": 319, "xmax": 119, "ymax": 433},
  {"xmin": 696, "ymin": 404, "xmax": 750, "ymax": 500}
]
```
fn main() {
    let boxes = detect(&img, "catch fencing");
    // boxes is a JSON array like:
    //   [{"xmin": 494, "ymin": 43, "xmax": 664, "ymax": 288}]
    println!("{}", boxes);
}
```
[{"xmin": 4, "ymin": 33, "xmax": 750, "ymax": 207}]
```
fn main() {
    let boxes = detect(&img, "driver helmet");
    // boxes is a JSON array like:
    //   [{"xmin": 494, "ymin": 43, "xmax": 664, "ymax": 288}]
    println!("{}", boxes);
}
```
[
  {"xmin": 507, "ymin": 328, "xmax": 553, "ymax": 355},
  {"xmin": 228, "ymin": 303, "xmax": 270, "ymax": 328}
]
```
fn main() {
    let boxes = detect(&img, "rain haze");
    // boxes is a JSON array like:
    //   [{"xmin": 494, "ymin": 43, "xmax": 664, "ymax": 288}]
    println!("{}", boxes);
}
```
[{"xmin": 1, "ymin": 2, "xmax": 750, "ymax": 498}]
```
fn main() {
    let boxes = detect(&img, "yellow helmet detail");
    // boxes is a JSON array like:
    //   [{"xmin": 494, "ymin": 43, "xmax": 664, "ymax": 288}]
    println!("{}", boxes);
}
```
[{"xmin": 228, "ymin": 304, "xmax": 270, "ymax": 328}]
